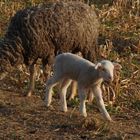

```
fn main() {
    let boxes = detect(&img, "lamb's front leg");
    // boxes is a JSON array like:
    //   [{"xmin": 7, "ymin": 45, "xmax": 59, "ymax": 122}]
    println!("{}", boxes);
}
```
[
  {"xmin": 27, "ymin": 64, "xmax": 36, "ymax": 97},
  {"xmin": 45, "ymin": 77, "xmax": 58, "ymax": 106},
  {"xmin": 92, "ymin": 86, "xmax": 112, "ymax": 121},
  {"xmin": 78, "ymin": 87, "xmax": 87, "ymax": 117}
]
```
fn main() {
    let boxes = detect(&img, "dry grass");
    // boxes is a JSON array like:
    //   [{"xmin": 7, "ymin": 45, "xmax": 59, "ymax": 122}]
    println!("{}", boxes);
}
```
[
  {"xmin": 0, "ymin": 0, "xmax": 139, "ymax": 113},
  {"xmin": 0, "ymin": 0, "xmax": 139, "ymax": 111},
  {"xmin": 0, "ymin": 89, "xmax": 140, "ymax": 139},
  {"xmin": 0, "ymin": 0, "xmax": 140, "ymax": 139},
  {"xmin": 96, "ymin": 0, "xmax": 140, "ymax": 110}
]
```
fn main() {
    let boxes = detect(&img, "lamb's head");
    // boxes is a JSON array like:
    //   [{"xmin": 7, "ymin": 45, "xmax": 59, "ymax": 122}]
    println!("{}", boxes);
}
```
[{"xmin": 95, "ymin": 60, "xmax": 122, "ymax": 82}]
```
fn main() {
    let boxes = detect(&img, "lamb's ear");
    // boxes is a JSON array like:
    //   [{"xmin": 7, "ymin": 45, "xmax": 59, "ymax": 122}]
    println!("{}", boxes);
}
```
[
  {"xmin": 113, "ymin": 62, "xmax": 122, "ymax": 71},
  {"xmin": 95, "ymin": 62, "xmax": 103, "ymax": 70}
]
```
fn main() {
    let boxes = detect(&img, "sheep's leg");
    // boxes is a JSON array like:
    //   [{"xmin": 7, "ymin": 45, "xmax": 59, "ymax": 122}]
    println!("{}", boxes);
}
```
[
  {"xmin": 27, "ymin": 64, "xmax": 36, "ymax": 97},
  {"xmin": 60, "ymin": 79, "xmax": 72, "ymax": 112},
  {"xmin": 45, "ymin": 76, "xmax": 59, "ymax": 106},
  {"xmin": 69, "ymin": 81, "xmax": 77, "ymax": 100},
  {"xmin": 0, "ymin": 72, "xmax": 8, "ymax": 80},
  {"xmin": 43, "ymin": 64, "xmax": 52, "ymax": 81},
  {"xmin": 78, "ymin": 87, "xmax": 87, "ymax": 117},
  {"xmin": 92, "ymin": 86, "xmax": 112, "ymax": 121}
]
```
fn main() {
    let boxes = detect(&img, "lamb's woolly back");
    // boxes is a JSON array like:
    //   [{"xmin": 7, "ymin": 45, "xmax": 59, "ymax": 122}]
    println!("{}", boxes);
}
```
[
  {"xmin": 53, "ymin": 53, "xmax": 115, "ymax": 83},
  {"xmin": 55, "ymin": 53, "xmax": 96, "ymax": 68}
]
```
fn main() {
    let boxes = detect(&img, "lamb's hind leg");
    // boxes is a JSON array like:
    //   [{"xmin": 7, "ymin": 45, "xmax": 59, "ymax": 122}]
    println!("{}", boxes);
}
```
[
  {"xmin": 78, "ymin": 86, "xmax": 87, "ymax": 117},
  {"xmin": 27, "ymin": 63, "xmax": 36, "ymax": 97},
  {"xmin": 87, "ymin": 89, "xmax": 94, "ymax": 103},
  {"xmin": 60, "ymin": 79, "xmax": 72, "ymax": 112},
  {"xmin": 69, "ymin": 81, "xmax": 77, "ymax": 100}
]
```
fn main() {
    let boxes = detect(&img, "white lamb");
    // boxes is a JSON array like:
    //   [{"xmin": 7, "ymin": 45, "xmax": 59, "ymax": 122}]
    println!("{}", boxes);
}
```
[{"xmin": 44, "ymin": 53, "xmax": 121, "ymax": 121}]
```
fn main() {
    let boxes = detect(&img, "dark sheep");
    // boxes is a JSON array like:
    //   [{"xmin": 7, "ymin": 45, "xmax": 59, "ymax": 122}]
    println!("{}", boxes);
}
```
[{"xmin": 0, "ymin": 1, "xmax": 99, "ymax": 96}]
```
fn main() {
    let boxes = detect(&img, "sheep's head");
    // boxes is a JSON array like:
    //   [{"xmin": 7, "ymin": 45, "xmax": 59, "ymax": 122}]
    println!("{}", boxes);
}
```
[{"xmin": 95, "ymin": 60, "xmax": 122, "ymax": 82}]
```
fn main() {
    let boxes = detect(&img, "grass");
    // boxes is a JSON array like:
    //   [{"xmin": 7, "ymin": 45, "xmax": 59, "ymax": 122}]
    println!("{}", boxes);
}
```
[
  {"xmin": 0, "ymin": 0, "xmax": 139, "ymax": 110},
  {"xmin": 0, "ymin": 0, "xmax": 140, "ymax": 139}
]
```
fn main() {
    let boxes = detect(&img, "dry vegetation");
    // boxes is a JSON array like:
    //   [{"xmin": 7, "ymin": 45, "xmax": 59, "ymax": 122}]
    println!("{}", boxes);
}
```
[{"xmin": 0, "ymin": 0, "xmax": 140, "ymax": 139}]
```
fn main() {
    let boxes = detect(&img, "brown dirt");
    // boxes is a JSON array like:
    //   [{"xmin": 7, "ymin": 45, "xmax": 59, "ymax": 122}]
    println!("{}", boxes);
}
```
[
  {"xmin": 0, "ymin": 79, "xmax": 140, "ymax": 140},
  {"xmin": 0, "ymin": 0, "xmax": 140, "ymax": 140}
]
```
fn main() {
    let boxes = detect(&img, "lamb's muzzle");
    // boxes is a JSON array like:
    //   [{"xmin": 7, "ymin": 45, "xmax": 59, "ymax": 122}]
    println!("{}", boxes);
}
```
[{"xmin": 45, "ymin": 53, "xmax": 122, "ymax": 122}]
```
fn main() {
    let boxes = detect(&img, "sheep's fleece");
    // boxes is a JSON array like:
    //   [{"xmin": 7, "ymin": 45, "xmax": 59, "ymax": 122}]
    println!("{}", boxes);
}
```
[
  {"xmin": 0, "ymin": 1, "xmax": 99, "ymax": 96},
  {"xmin": 0, "ymin": 1, "xmax": 99, "ymax": 74}
]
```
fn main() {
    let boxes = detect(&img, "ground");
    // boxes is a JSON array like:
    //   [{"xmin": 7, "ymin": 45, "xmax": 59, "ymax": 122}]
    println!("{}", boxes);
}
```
[
  {"xmin": 0, "ymin": 80, "xmax": 139, "ymax": 140},
  {"xmin": 0, "ymin": 0, "xmax": 140, "ymax": 140}
]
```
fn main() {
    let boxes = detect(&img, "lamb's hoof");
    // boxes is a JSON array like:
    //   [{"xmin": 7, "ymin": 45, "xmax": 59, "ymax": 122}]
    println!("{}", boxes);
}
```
[
  {"xmin": 44, "ymin": 98, "xmax": 52, "ymax": 107},
  {"xmin": 108, "ymin": 119, "xmax": 114, "ymax": 123},
  {"xmin": 81, "ymin": 112, "xmax": 87, "ymax": 118},
  {"xmin": 45, "ymin": 102, "xmax": 51, "ymax": 107},
  {"xmin": 45, "ymin": 104, "xmax": 55, "ymax": 111},
  {"xmin": 61, "ymin": 107, "xmax": 68, "ymax": 112},
  {"xmin": 68, "ymin": 93, "xmax": 76, "ymax": 101},
  {"xmin": 105, "ymin": 117, "xmax": 114, "ymax": 123},
  {"xmin": 68, "ymin": 96, "xmax": 74, "ymax": 101},
  {"xmin": 27, "ymin": 91, "xmax": 32, "ymax": 97}
]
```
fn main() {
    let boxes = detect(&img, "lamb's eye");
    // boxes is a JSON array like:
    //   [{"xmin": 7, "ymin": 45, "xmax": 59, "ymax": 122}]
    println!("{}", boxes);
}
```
[{"xmin": 102, "ymin": 68, "xmax": 106, "ymax": 72}]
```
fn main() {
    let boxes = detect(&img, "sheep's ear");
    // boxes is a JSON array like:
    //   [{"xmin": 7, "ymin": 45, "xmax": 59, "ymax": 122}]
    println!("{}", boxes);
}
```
[
  {"xmin": 95, "ymin": 62, "xmax": 103, "ymax": 70},
  {"xmin": 113, "ymin": 62, "xmax": 122, "ymax": 71}
]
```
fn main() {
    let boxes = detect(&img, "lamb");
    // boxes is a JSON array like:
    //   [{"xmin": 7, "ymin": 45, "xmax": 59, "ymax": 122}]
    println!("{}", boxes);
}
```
[
  {"xmin": 45, "ymin": 53, "xmax": 122, "ymax": 121},
  {"xmin": 0, "ymin": 1, "xmax": 99, "ymax": 96}
]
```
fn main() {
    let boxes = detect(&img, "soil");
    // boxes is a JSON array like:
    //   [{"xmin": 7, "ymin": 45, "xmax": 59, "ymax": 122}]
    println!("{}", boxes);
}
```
[{"xmin": 0, "ymin": 78, "xmax": 140, "ymax": 140}]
